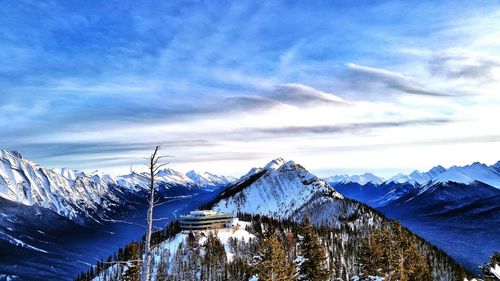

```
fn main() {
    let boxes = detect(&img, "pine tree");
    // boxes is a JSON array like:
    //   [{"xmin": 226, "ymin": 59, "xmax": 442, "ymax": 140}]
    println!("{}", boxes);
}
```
[
  {"xmin": 256, "ymin": 234, "xmax": 295, "ymax": 281},
  {"xmin": 298, "ymin": 217, "xmax": 332, "ymax": 281},
  {"xmin": 359, "ymin": 222, "xmax": 432, "ymax": 281},
  {"xmin": 123, "ymin": 242, "xmax": 141, "ymax": 281},
  {"xmin": 202, "ymin": 231, "xmax": 226, "ymax": 281},
  {"xmin": 156, "ymin": 254, "xmax": 168, "ymax": 281}
]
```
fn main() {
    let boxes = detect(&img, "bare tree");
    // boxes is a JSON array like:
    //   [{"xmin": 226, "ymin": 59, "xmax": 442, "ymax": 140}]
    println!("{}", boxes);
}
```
[{"xmin": 132, "ymin": 145, "xmax": 170, "ymax": 281}]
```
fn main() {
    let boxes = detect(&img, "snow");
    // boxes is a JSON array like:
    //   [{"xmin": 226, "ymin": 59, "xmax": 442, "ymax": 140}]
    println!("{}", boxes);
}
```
[
  {"xmin": 263, "ymin": 157, "xmax": 287, "ymax": 170},
  {"xmin": 491, "ymin": 264, "xmax": 500, "ymax": 279},
  {"xmin": 0, "ymin": 230, "xmax": 48, "ymax": 253},
  {"xmin": 326, "ymin": 173, "xmax": 384, "ymax": 185},
  {"xmin": 0, "ymin": 274, "xmax": 20, "ymax": 281},
  {"xmin": 331, "ymin": 161, "xmax": 500, "ymax": 189},
  {"xmin": 154, "ymin": 219, "xmax": 255, "ymax": 263},
  {"xmin": 214, "ymin": 160, "xmax": 342, "ymax": 219},
  {"xmin": 433, "ymin": 162, "xmax": 500, "ymax": 188},
  {"xmin": 0, "ymin": 150, "xmax": 234, "ymax": 222},
  {"xmin": 186, "ymin": 170, "xmax": 235, "ymax": 187}
]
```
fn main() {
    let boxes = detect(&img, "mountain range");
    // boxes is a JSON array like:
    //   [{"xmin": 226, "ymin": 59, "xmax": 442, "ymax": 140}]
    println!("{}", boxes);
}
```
[
  {"xmin": 0, "ymin": 150, "xmax": 234, "ymax": 224},
  {"xmin": 85, "ymin": 156, "xmax": 466, "ymax": 281},
  {"xmin": 326, "ymin": 161, "xmax": 500, "ymax": 272},
  {"xmin": 326, "ymin": 161, "xmax": 500, "ymax": 188},
  {"xmin": 0, "ymin": 150, "xmax": 496, "ymax": 279}
]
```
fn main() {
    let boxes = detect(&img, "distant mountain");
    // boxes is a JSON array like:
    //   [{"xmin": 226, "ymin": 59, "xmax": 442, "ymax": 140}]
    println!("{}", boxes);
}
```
[
  {"xmin": 185, "ymin": 170, "xmax": 236, "ymax": 188},
  {"xmin": 326, "ymin": 161, "xmax": 500, "ymax": 188},
  {"xmin": 325, "ymin": 172, "xmax": 384, "ymax": 185},
  {"xmin": 85, "ymin": 158, "xmax": 466, "ymax": 281},
  {"xmin": 0, "ymin": 150, "xmax": 233, "ymax": 223},
  {"xmin": 0, "ymin": 150, "xmax": 120, "ymax": 223},
  {"xmin": 327, "ymin": 160, "xmax": 500, "ymax": 272}
]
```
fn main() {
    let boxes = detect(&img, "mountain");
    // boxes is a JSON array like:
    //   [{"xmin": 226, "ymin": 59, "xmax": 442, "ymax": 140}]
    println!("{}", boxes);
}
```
[
  {"xmin": 327, "ymin": 160, "xmax": 500, "ymax": 272},
  {"xmin": 325, "ymin": 172, "xmax": 384, "ymax": 185},
  {"xmin": 0, "ymin": 150, "xmax": 121, "ymax": 223},
  {"xmin": 379, "ymin": 181, "xmax": 500, "ymax": 218},
  {"xmin": 433, "ymin": 162, "xmax": 500, "ymax": 188},
  {"xmin": 326, "ymin": 161, "xmax": 500, "ymax": 188},
  {"xmin": 185, "ymin": 170, "xmax": 235, "ymax": 188},
  {"xmin": 83, "ymin": 158, "xmax": 467, "ymax": 281},
  {"xmin": 0, "ymin": 150, "xmax": 233, "ymax": 224},
  {"xmin": 208, "ymin": 158, "xmax": 375, "ymax": 227}
]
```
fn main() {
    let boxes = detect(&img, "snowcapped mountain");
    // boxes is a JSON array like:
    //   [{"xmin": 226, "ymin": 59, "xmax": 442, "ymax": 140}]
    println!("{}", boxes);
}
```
[
  {"xmin": 86, "ymin": 158, "xmax": 466, "ymax": 281},
  {"xmin": 432, "ymin": 162, "xmax": 500, "ymax": 188},
  {"xmin": 0, "ymin": 150, "xmax": 121, "ymax": 222},
  {"xmin": 185, "ymin": 170, "xmax": 235, "ymax": 187},
  {"xmin": 385, "ymin": 165, "xmax": 447, "ymax": 185},
  {"xmin": 0, "ymin": 150, "xmax": 232, "ymax": 223},
  {"xmin": 208, "ymin": 158, "xmax": 386, "ymax": 228},
  {"xmin": 212, "ymin": 158, "xmax": 342, "ymax": 219},
  {"xmin": 491, "ymin": 161, "xmax": 500, "ymax": 173},
  {"xmin": 325, "ymin": 172, "xmax": 384, "ymax": 185},
  {"xmin": 329, "ymin": 160, "xmax": 500, "ymax": 272},
  {"xmin": 328, "ymin": 161, "xmax": 500, "ymax": 189}
]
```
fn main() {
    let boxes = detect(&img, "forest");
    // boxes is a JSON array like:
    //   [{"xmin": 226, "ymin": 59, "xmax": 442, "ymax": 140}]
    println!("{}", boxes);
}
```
[{"xmin": 75, "ymin": 212, "xmax": 475, "ymax": 281}]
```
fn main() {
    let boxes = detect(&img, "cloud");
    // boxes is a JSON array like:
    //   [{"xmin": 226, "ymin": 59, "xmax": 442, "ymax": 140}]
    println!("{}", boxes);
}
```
[
  {"xmin": 236, "ymin": 118, "xmax": 451, "ymax": 139},
  {"xmin": 427, "ymin": 51, "xmax": 500, "ymax": 80},
  {"xmin": 225, "ymin": 83, "xmax": 349, "ymax": 111},
  {"xmin": 270, "ymin": 83, "xmax": 347, "ymax": 105},
  {"xmin": 345, "ymin": 63, "xmax": 454, "ymax": 97}
]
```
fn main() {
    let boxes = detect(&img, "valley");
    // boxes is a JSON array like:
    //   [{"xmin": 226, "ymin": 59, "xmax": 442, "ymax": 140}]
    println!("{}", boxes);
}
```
[{"xmin": 0, "ymin": 192, "xmax": 218, "ymax": 281}]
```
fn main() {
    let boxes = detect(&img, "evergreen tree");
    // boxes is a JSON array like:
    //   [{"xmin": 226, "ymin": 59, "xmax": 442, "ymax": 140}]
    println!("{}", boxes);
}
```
[
  {"xmin": 156, "ymin": 255, "xmax": 168, "ymax": 281},
  {"xmin": 298, "ymin": 217, "xmax": 332, "ymax": 281},
  {"xmin": 202, "ymin": 231, "xmax": 226, "ymax": 281},
  {"xmin": 123, "ymin": 242, "xmax": 141, "ymax": 281},
  {"xmin": 256, "ymin": 234, "xmax": 295, "ymax": 281},
  {"xmin": 359, "ymin": 222, "xmax": 432, "ymax": 281}
]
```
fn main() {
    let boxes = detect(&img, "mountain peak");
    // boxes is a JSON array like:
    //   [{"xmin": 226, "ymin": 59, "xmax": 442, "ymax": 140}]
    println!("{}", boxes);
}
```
[
  {"xmin": 491, "ymin": 161, "xmax": 500, "ymax": 171},
  {"xmin": 212, "ymin": 158, "xmax": 343, "ymax": 221},
  {"xmin": 325, "ymin": 172, "xmax": 384, "ymax": 185},
  {"xmin": 0, "ymin": 150, "xmax": 23, "ymax": 160},
  {"xmin": 156, "ymin": 168, "xmax": 183, "ymax": 177},
  {"xmin": 185, "ymin": 170, "xmax": 234, "ymax": 187},
  {"xmin": 428, "ymin": 165, "xmax": 446, "ymax": 176},
  {"xmin": 263, "ymin": 157, "xmax": 288, "ymax": 170}
]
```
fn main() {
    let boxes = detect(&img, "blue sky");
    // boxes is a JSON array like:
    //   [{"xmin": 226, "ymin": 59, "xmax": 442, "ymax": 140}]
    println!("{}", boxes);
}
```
[{"xmin": 1, "ymin": 1, "xmax": 499, "ymax": 177}]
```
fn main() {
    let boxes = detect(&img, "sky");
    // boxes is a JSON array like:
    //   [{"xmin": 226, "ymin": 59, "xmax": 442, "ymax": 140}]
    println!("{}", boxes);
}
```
[{"xmin": 1, "ymin": 0, "xmax": 499, "ymax": 177}]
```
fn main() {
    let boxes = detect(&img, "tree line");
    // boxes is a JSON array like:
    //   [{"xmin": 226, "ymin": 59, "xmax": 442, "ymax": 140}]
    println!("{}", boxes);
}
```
[{"xmin": 76, "ymin": 212, "xmax": 475, "ymax": 281}]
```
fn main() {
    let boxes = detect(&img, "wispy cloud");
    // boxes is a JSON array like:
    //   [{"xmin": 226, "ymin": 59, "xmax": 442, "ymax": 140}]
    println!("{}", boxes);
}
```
[
  {"xmin": 0, "ymin": 1, "xmax": 499, "ymax": 175},
  {"xmin": 427, "ymin": 51, "xmax": 500, "ymax": 80},
  {"xmin": 245, "ymin": 119, "xmax": 451, "ymax": 137},
  {"xmin": 345, "ymin": 63, "xmax": 455, "ymax": 97}
]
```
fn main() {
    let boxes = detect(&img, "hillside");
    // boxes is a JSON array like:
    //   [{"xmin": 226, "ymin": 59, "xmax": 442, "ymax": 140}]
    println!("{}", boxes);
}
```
[
  {"xmin": 330, "ymin": 164, "xmax": 500, "ymax": 272},
  {"xmin": 0, "ymin": 150, "xmax": 233, "ymax": 224},
  {"xmin": 80, "ymin": 158, "xmax": 468, "ymax": 281}
]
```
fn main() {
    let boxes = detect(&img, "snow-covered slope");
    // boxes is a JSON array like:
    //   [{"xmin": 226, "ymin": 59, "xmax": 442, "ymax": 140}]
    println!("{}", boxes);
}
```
[
  {"xmin": 212, "ymin": 158, "xmax": 342, "ymax": 219},
  {"xmin": 0, "ymin": 150, "xmax": 121, "ymax": 222},
  {"xmin": 330, "ymin": 161, "xmax": 500, "ymax": 188},
  {"xmin": 432, "ymin": 162, "xmax": 500, "ymax": 188},
  {"xmin": 209, "ymin": 158, "xmax": 383, "ymax": 228},
  {"xmin": 385, "ymin": 165, "xmax": 447, "ymax": 185},
  {"xmin": 186, "ymin": 170, "xmax": 235, "ymax": 187},
  {"xmin": 0, "ymin": 150, "xmax": 232, "ymax": 223},
  {"xmin": 325, "ymin": 172, "xmax": 384, "ymax": 185},
  {"xmin": 91, "ymin": 219, "xmax": 255, "ymax": 281}
]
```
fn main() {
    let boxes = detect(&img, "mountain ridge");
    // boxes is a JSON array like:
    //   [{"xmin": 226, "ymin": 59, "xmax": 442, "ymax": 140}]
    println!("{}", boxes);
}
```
[
  {"xmin": 0, "ymin": 150, "xmax": 234, "ymax": 223},
  {"xmin": 326, "ymin": 160, "xmax": 500, "ymax": 188}
]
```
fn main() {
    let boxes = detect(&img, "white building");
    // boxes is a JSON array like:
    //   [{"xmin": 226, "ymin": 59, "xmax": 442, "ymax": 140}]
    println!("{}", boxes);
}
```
[{"xmin": 179, "ymin": 210, "xmax": 233, "ymax": 231}]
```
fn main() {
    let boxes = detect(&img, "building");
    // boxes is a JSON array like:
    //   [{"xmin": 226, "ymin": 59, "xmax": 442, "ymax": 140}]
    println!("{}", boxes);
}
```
[{"xmin": 179, "ymin": 210, "xmax": 233, "ymax": 231}]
